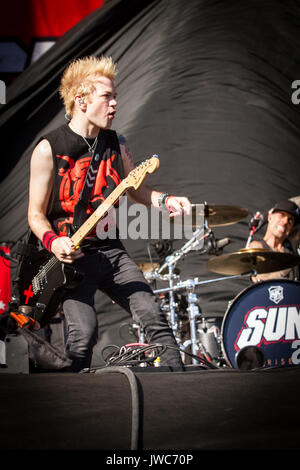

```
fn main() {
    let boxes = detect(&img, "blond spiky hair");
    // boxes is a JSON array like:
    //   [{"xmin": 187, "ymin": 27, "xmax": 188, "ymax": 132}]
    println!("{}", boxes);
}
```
[{"xmin": 59, "ymin": 55, "xmax": 117, "ymax": 115}]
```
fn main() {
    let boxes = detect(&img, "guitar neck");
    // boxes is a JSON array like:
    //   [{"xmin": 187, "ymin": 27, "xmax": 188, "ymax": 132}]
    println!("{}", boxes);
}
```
[{"xmin": 70, "ymin": 181, "xmax": 126, "ymax": 248}]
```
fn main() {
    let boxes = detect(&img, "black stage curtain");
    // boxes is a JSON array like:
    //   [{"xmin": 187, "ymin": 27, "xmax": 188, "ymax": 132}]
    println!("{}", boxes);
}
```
[{"xmin": 0, "ymin": 0, "xmax": 300, "ymax": 354}]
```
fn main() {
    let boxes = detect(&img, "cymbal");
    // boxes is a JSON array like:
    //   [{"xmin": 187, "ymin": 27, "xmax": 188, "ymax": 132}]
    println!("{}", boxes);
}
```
[
  {"xmin": 206, "ymin": 248, "xmax": 300, "ymax": 275},
  {"xmin": 204, "ymin": 204, "xmax": 249, "ymax": 227},
  {"xmin": 165, "ymin": 204, "xmax": 248, "ymax": 227}
]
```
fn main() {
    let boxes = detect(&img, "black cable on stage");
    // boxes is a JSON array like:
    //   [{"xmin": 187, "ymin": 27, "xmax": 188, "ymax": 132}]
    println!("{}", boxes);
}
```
[
  {"xmin": 97, "ymin": 342, "xmax": 219, "ymax": 370},
  {"xmin": 81, "ymin": 342, "xmax": 219, "ymax": 450},
  {"xmin": 100, "ymin": 343, "xmax": 121, "ymax": 364},
  {"xmin": 164, "ymin": 344, "xmax": 219, "ymax": 369},
  {"xmin": 105, "ymin": 343, "xmax": 166, "ymax": 367},
  {"xmin": 90, "ymin": 366, "xmax": 140, "ymax": 451}
]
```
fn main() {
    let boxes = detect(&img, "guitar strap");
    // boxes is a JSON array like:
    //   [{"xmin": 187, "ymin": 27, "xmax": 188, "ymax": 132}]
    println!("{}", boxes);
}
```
[{"xmin": 72, "ymin": 137, "xmax": 105, "ymax": 232}]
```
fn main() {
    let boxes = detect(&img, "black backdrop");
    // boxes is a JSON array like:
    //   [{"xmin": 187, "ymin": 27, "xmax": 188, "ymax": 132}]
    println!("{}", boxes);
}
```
[{"xmin": 0, "ymin": 0, "xmax": 300, "ymax": 364}]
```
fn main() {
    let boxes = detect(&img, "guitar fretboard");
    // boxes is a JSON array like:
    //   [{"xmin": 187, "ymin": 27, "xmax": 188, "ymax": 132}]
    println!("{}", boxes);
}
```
[{"xmin": 71, "ymin": 180, "xmax": 127, "ymax": 248}]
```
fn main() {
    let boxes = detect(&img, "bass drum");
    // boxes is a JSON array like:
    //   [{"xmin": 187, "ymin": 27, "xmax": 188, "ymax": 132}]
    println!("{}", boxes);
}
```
[{"xmin": 221, "ymin": 280, "xmax": 300, "ymax": 369}]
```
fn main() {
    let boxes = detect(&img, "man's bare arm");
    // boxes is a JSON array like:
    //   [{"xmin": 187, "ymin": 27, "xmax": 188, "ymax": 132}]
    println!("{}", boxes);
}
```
[
  {"xmin": 28, "ymin": 139, "xmax": 55, "ymax": 239},
  {"xmin": 28, "ymin": 139, "xmax": 83, "ymax": 263},
  {"xmin": 118, "ymin": 134, "xmax": 191, "ymax": 214}
]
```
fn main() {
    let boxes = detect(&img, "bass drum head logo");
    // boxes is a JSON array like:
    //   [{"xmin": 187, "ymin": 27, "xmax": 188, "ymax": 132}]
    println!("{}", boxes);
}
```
[
  {"xmin": 221, "ymin": 280, "xmax": 300, "ymax": 369},
  {"xmin": 268, "ymin": 285, "xmax": 284, "ymax": 304}
]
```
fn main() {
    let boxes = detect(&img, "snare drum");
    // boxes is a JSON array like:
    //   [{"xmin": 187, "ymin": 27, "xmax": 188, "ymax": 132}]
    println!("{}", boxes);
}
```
[{"xmin": 221, "ymin": 280, "xmax": 300, "ymax": 369}]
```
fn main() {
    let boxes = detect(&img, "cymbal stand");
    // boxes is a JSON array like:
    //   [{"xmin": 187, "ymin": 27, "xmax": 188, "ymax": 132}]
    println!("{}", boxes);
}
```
[
  {"xmin": 153, "ymin": 273, "xmax": 253, "ymax": 296},
  {"xmin": 156, "ymin": 226, "xmax": 206, "ymax": 337},
  {"xmin": 185, "ymin": 287, "xmax": 201, "ymax": 364},
  {"xmin": 167, "ymin": 263, "xmax": 178, "ymax": 337},
  {"xmin": 154, "ymin": 272, "xmax": 254, "ymax": 364},
  {"xmin": 158, "ymin": 226, "xmax": 206, "ymax": 276}
]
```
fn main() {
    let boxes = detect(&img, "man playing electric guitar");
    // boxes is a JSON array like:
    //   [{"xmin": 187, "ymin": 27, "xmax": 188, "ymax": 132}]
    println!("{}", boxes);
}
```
[{"xmin": 27, "ymin": 56, "xmax": 191, "ymax": 372}]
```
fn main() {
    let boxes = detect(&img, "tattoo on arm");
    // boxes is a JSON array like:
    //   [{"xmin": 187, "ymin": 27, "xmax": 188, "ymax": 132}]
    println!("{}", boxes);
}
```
[{"xmin": 118, "ymin": 134, "xmax": 134, "ymax": 166}]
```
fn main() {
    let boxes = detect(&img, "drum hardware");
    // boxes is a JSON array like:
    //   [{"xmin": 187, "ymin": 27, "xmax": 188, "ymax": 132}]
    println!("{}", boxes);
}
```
[
  {"xmin": 182, "ymin": 291, "xmax": 201, "ymax": 364},
  {"xmin": 153, "ymin": 272, "xmax": 253, "ymax": 296},
  {"xmin": 147, "ymin": 216, "xmax": 251, "ymax": 366},
  {"xmin": 136, "ymin": 203, "xmax": 255, "ymax": 367},
  {"xmin": 154, "ymin": 202, "xmax": 249, "ymax": 280},
  {"xmin": 157, "ymin": 226, "xmax": 231, "ymax": 278},
  {"xmin": 158, "ymin": 226, "xmax": 207, "ymax": 275},
  {"xmin": 152, "ymin": 225, "xmax": 208, "ymax": 337},
  {"xmin": 136, "ymin": 202, "xmax": 300, "ymax": 369},
  {"xmin": 154, "ymin": 273, "xmax": 253, "ymax": 366},
  {"xmin": 196, "ymin": 317, "xmax": 223, "ymax": 364},
  {"xmin": 152, "ymin": 225, "xmax": 254, "ymax": 366},
  {"xmin": 144, "ymin": 271, "xmax": 181, "ymax": 283}
]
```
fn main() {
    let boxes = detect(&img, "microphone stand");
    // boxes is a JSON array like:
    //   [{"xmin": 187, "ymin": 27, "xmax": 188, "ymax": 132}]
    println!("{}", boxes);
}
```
[
  {"xmin": 245, "ymin": 212, "xmax": 265, "ymax": 248},
  {"xmin": 245, "ymin": 228, "xmax": 255, "ymax": 248}
]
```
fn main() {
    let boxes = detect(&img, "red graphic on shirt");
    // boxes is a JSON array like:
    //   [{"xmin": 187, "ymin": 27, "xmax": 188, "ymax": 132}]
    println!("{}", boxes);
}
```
[
  {"xmin": 56, "ymin": 153, "xmax": 122, "ymax": 234},
  {"xmin": 93, "ymin": 156, "xmax": 122, "ymax": 202},
  {"xmin": 57, "ymin": 155, "xmax": 90, "ymax": 215}
]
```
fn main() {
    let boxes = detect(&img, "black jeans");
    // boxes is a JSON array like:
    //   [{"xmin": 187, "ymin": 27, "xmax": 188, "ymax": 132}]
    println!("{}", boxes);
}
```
[{"xmin": 62, "ymin": 241, "xmax": 183, "ymax": 371}]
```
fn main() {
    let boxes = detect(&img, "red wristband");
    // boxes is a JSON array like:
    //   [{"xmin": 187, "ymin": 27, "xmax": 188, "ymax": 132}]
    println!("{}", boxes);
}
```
[{"xmin": 42, "ymin": 230, "xmax": 59, "ymax": 252}]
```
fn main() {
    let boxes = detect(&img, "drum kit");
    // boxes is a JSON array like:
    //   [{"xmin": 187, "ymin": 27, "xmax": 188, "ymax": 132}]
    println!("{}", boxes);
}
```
[{"xmin": 136, "ymin": 203, "xmax": 300, "ymax": 370}]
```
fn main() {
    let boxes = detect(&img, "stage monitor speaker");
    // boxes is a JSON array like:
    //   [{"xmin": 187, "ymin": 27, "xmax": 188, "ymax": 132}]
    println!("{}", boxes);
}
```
[{"xmin": 0, "ymin": 333, "xmax": 29, "ymax": 374}]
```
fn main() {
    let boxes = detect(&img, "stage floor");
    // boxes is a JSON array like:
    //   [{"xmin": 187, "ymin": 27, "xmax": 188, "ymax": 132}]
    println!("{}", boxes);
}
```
[{"xmin": 0, "ymin": 365, "xmax": 299, "ymax": 452}]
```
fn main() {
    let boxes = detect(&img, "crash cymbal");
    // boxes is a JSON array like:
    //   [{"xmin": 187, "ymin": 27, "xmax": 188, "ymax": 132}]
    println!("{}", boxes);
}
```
[
  {"xmin": 165, "ymin": 204, "xmax": 248, "ymax": 228},
  {"xmin": 204, "ymin": 204, "xmax": 249, "ymax": 227},
  {"xmin": 206, "ymin": 248, "xmax": 300, "ymax": 275}
]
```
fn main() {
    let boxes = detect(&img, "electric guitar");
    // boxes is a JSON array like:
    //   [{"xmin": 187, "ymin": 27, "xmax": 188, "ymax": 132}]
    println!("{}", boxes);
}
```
[{"xmin": 19, "ymin": 156, "xmax": 160, "ymax": 327}]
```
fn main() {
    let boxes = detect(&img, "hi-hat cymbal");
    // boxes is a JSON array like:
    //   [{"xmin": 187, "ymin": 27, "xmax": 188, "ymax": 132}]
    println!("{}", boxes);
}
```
[
  {"xmin": 165, "ymin": 204, "xmax": 248, "ymax": 227},
  {"xmin": 206, "ymin": 248, "xmax": 300, "ymax": 275}
]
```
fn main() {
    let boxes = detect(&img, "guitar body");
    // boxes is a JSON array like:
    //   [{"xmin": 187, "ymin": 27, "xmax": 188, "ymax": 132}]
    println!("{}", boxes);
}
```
[{"xmin": 18, "ymin": 253, "xmax": 84, "ymax": 327}]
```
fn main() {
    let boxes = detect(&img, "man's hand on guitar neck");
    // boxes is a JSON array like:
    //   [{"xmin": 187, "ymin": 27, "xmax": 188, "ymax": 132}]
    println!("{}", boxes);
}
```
[{"xmin": 51, "ymin": 236, "xmax": 84, "ymax": 263}]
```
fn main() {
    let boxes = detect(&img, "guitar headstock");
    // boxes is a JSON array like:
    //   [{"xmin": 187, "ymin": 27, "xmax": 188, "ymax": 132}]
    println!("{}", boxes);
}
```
[{"xmin": 125, "ymin": 155, "xmax": 160, "ymax": 190}]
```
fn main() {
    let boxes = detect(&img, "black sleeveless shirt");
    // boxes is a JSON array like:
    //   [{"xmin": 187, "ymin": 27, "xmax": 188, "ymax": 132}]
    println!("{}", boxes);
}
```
[{"xmin": 41, "ymin": 124, "xmax": 124, "ymax": 243}]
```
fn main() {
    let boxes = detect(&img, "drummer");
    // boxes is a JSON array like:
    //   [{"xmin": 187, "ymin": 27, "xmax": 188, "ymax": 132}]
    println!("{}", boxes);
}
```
[
  {"xmin": 249, "ymin": 199, "xmax": 300, "ymax": 282},
  {"xmin": 289, "ymin": 196, "xmax": 300, "ymax": 253}
]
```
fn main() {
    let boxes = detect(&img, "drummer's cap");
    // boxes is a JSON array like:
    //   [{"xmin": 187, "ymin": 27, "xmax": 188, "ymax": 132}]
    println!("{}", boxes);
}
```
[{"xmin": 271, "ymin": 200, "xmax": 300, "ymax": 224}]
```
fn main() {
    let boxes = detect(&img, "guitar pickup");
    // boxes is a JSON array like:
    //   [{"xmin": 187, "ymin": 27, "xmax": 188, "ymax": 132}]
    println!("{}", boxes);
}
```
[
  {"xmin": 32, "ymin": 268, "xmax": 47, "ymax": 295},
  {"xmin": 41, "ymin": 269, "xmax": 47, "ymax": 287}
]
